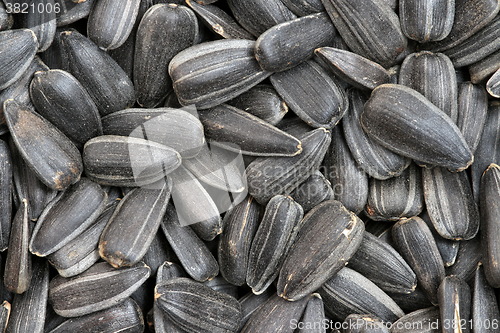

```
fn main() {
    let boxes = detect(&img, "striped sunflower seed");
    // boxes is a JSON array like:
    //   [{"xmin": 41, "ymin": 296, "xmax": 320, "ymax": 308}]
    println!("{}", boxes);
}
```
[
  {"xmin": 49, "ymin": 261, "xmax": 151, "ymax": 317},
  {"xmin": 390, "ymin": 307, "xmax": 440, "ymax": 333},
  {"xmin": 437, "ymin": 275, "xmax": 471, "ymax": 333},
  {"xmin": 472, "ymin": 263, "xmax": 500, "ymax": 333},
  {"xmin": 0, "ymin": 29, "xmax": 37, "ymax": 90},
  {"xmin": 204, "ymin": 276, "xmax": 239, "ymax": 299},
  {"xmin": 296, "ymin": 294, "xmax": 326, "ymax": 333},
  {"xmin": 238, "ymin": 290, "xmax": 273, "ymax": 330},
  {"xmin": 486, "ymin": 68, "xmax": 500, "ymax": 98},
  {"xmin": 446, "ymin": 237, "xmax": 482, "ymax": 283},
  {"xmin": 18, "ymin": 0, "xmax": 57, "ymax": 52},
  {"xmin": 387, "ymin": 286, "xmax": 433, "ymax": 314},
  {"xmin": 343, "ymin": 314, "xmax": 389, "ymax": 333},
  {"xmin": 56, "ymin": 0, "xmax": 95, "ymax": 27},
  {"xmin": 0, "ymin": 140, "xmax": 11, "ymax": 251},
  {"xmin": 156, "ymin": 261, "xmax": 185, "ymax": 285},
  {"xmin": 420, "ymin": 211, "xmax": 460, "ymax": 267},
  {"xmin": 0, "ymin": 301, "xmax": 9, "ymax": 333},
  {"xmin": 289, "ymin": 170, "xmax": 334, "ymax": 212},
  {"xmin": 278, "ymin": 200, "xmax": 365, "ymax": 301},
  {"xmin": 281, "ymin": 0, "xmax": 325, "ymax": 16},
  {"xmin": 469, "ymin": 50, "xmax": 500, "ymax": 83}
]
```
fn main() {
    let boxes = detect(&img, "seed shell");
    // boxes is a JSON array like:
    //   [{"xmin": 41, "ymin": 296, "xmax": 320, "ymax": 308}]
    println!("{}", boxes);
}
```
[
  {"xmin": 469, "ymin": 50, "xmax": 500, "ymax": 83},
  {"xmin": 156, "ymin": 261, "xmax": 185, "ymax": 285},
  {"xmin": 387, "ymin": 286, "xmax": 434, "ymax": 314},
  {"xmin": 56, "ymin": 0, "xmax": 95, "ymax": 27},
  {"xmin": 289, "ymin": 170, "xmax": 334, "ymax": 212},
  {"xmin": 5, "ymin": 100, "xmax": 83, "ymax": 191},
  {"xmin": 447, "ymin": 237, "xmax": 482, "ymax": 283},
  {"xmin": 247, "ymin": 195, "xmax": 303, "ymax": 294},
  {"xmin": 204, "ymin": 276, "xmax": 239, "ymax": 299},
  {"xmin": 342, "ymin": 314, "xmax": 389, "ymax": 333},
  {"xmin": 49, "ymin": 261, "xmax": 151, "ymax": 317},
  {"xmin": 270, "ymin": 60, "xmax": 348, "ymax": 129},
  {"xmin": 169, "ymin": 39, "xmax": 271, "ymax": 109},
  {"xmin": 390, "ymin": 307, "xmax": 440, "ymax": 333},
  {"xmin": 0, "ymin": 32, "xmax": 39, "ymax": 91},
  {"xmin": 238, "ymin": 290, "xmax": 273, "ymax": 330},
  {"xmin": 420, "ymin": 211, "xmax": 460, "ymax": 267},
  {"xmin": 155, "ymin": 277, "xmax": 242, "ymax": 333},
  {"xmin": 361, "ymin": 84, "xmax": 473, "ymax": 172},
  {"xmin": 487, "ymin": 68, "xmax": 500, "ymax": 98},
  {"xmin": 281, "ymin": 0, "xmax": 325, "ymax": 16},
  {"xmin": 278, "ymin": 200, "xmax": 365, "ymax": 301},
  {"xmin": 472, "ymin": 264, "xmax": 500, "ymax": 333},
  {"xmin": 0, "ymin": 301, "xmax": 9, "ymax": 333},
  {"xmin": 437, "ymin": 275, "xmax": 471, "ymax": 333},
  {"xmin": 0, "ymin": 2, "xmax": 13, "ymax": 31},
  {"xmin": 297, "ymin": 294, "xmax": 326, "ymax": 333},
  {"xmin": 0, "ymin": 140, "xmax": 11, "ymax": 251}
]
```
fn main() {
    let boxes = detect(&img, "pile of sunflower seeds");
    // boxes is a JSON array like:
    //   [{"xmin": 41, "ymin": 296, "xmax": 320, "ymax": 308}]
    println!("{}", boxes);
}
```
[{"xmin": 0, "ymin": 0, "xmax": 499, "ymax": 332}]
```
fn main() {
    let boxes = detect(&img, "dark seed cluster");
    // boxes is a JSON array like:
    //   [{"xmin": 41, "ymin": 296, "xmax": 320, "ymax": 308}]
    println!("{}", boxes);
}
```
[{"xmin": 0, "ymin": 0, "xmax": 498, "ymax": 332}]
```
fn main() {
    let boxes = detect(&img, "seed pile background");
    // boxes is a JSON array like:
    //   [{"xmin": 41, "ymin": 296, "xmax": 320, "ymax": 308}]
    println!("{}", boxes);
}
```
[{"xmin": 0, "ymin": 0, "xmax": 499, "ymax": 332}]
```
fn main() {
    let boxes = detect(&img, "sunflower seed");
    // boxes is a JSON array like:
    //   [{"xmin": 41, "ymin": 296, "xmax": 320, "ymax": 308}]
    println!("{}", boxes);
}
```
[
  {"xmin": 390, "ymin": 307, "xmax": 440, "ymax": 333},
  {"xmin": 60, "ymin": 30, "xmax": 135, "ymax": 116},
  {"xmin": 160, "ymin": 203, "xmax": 219, "ymax": 282},
  {"xmin": 270, "ymin": 60, "xmax": 348, "ymax": 129},
  {"xmin": 169, "ymin": 39, "xmax": 271, "ymax": 109},
  {"xmin": 238, "ymin": 290, "xmax": 273, "ymax": 330},
  {"xmin": 278, "ymin": 199, "xmax": 365, "ymax": 301},
  {"xmin": 17, "ymin": 0, "xmax": 57, "ymax": 52},
  {"xmin": 0, "ymin": 301, "xmax": 9, "ymax": 333},
  {"xmin": 0, "ymin": 140, "xmax": 11, "ymax": 251},
  {"xmin": 56, "ymin": 0, "xmax": 95, "ymax": 27},
  {"xmin": 399, "ymin": 52, "xmax": 458, "ymax": 122},
  {"xmin": 321, "ymin": 0, "xmax": 407, "ymax": 68},
  {"xmin": 290, "ymin": 171, "xmax": 334, "ymax": 212},
  {"xmin": 423, "ymin": 167, "xmax": 479, "ymax": 240},
  {"xmin": 241, "ymin": 293, "xmax": 311, "ymax": 333},
  {"xmin": 156, "ymin": 261, "xmax": 185, "ymax": 285},
  {"xmin": 343, "ymin": 314, "xmax": 389, "ymax": 333},
  {"xmin": 297, "ymin": 294, "xmax": 326, "ymax": 333},
  {"xmin": 361, "ymin": 84, "xmax": 473, "ymax": 171},
  {"xmin": 348, "ymin": 232, "xmax": 417, "ymax": 295},
  {"xmin": 315, "ymin": 47, "xmax": 391, "ymax": 90},
  {"xmin": 142, "ymin": 231, "xmax": 175, "ymax": 277},
  {"xmin": 469, "ymin": 50, "xmax": 500, "ymax": 83},
  {"xmin": 0, "ymin": 29, "xmax": 37, "ymax": 91},
  {"xmin": 0, "ymin": 2, "xmax": 13, "ymax": 31},
  {"xmin": 134, "ymin": 4, "xmax": 198, "ymax": 107},
  {"xmin": 29, "ymin": 69, "xmax": 103, "ymax": 150},
  {"xmin": 420, "ymin": 211, "xmax": 460, "ymax": 267},
  {"xmin": 386, "ymin": 286, "xmax": 433, "ymax": 314},
  {"xmin": 472, "ymin": 263, "xmax": 500, "ymax": 333},
  {"xmin": 48, "ymin": 298, "xmax": 144, "ymax": 333},
  {"xmin": 247, "ymin": 195, "xmax": 303, "ymax": 294},
  {"xmin": 155, "ymin": 277, "xmax": 242, "ymax": 333},
  {"xmin": 343, "ymin": 89, "xmax": 410, "ymax": 180},
  {"xmin": 365, "ymin": 163, "xmax": 423, "ymax": 221},
  {"xmin": 447, "ymin": 237, "xmax": 482, "ymax": 283},
  {"xmin": 319, "ymin": 267, "xmax": 404, "ymax": 323},
  {"xmin": 200, "ymin": 104, "xmax": 302, "ymax": 157},
  {"xmin": 324, "ymin": 126, "xmax": 368, "ymax": 214},
  {"xmin": 246, "ymin": 128, "xmax": 331, "ymax": 204},
  {"xmin": 281, "ymin": 0, "xmax": 324, "ymax": 16},
  {"xmin": 49, "ymin": 261, "xmax": 150, "ymax": 317},
  {"xmin": 226, "ymin": 0, "xmax": 296, "ymax": 37},
  {"xmin": 438, "ymin": 275, "xmax": 471, "ymax": 333},
  {"xmin": 227, "ymin": 84, "xmax": 288, "ymax": 126},
  {"xmin": 486, "ymin": 68, "xmax": 500, "ymax": 97},
  {"xmin": 83, "ymin": 135, "xmax": 181, "ymax": 187},
  {"xmin": 392, "ymin": 217, "xmax": 445, "ymax": 305},
  {"xmin": 101, "ymin": 108, "xmax": 205, "ymax": 159}
]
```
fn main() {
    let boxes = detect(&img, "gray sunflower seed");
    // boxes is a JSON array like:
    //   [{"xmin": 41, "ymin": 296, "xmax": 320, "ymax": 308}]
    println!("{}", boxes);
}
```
[
  {"xmin": 486, "ymin": 68, "xmax": 500, "ymax": 97},
  {"xmin": 49, "ymin": 261, "xmax": 151, "ymax": 317},
  {"xmin": 420, "ymin": 211, "xmax": 460, "ymax": 267},
  {"xmin": 255, "ymin": 12, "xmax": 336, "ymax": 72},
  {"xmin": 155, "ymin": 277, "xmax": 242, "ymax": 333},
  {"xmin": 361, "ymin": 84, "xmax": 473, "ymax": 172},
  {"xmin": 238, "ymin": 290, "xmax": 273, "ymax": 330},
  {"xmin": 0, "ymin": 301, "xmax": 9, "ymax": 333},
  {"xmin": 319, "ymin": 267, "xmax": 404, "ymax": 323},
  {"xmin": 447, "ymin": 237, "xmax": 482, "ymax": 283},
  {"xmin": 87, "ymin": 0, "xmax": 140, "ymax": 51},
  {"xmin": 5, "ymin": 100, "xmax": 83, "ymax": 191},
  {"xmin": 102, "ymin": 108, "xmax": 205, "ymax": 159},
  {"xmin": 390, "ymin": 307, "xmax": 440, "ymax": 333},
  {"xmin": 443, "ymin": 16, "xmax": 500, "ymax": 68},
  {"xmin": 324, "ymin": 126, "xmax": 368, "ymax": 214},
  {"xmin": 343, "ymin": 314, "xmax": 389, "ymax": 333},
  {"xmin": 392, "ymin": 217, "xmax": 445, "ymax": 305},
  {"xmin": 472, "ymin": 263, "xmax": 500, "ymax": 333},
  {"xmin": 200, "ymin": 104, "xmax": 302, "ymax": 157},
  {"xmin": 219, "ymin": 196, "xmax": 261, "ymax": 286},
  {"xmin": 399, "ymin": 52, "xmax": 458, "ymax": 122},
  {"xmin": 134, "ymin": 4, "xmax": 198, "ymax": 107},
  {"xmin": 204, "ymin": 276, "xmax": 239, "ymax": 299},
  {"xmin": 281, "ymin": 0, "xmax": 324, "ymax": 16},
  {"xmin": 241, "ymin": 293, "xmax": 311, "ymax": 333},
  {"xmin": 437, "ymin": 275, "xmax": 471, "ymax": 333},
  {"xmin": 0, "ymin": 140, "xmax": 11, "ymax": 251},
  {"xmin": 29, "ymin": 178, "xmax": 107, "ymax": 257},
  {"xmin": 60, "ymin": 30, "xmax": 135, "ymax": 116},
  {"xmin": 47, "ymin": 202, "xmax": 115, "ymax": 277},
  {"xmin": 185, "ymin": 0, "xmax": 254, "ymax": 40},
  {"xmin": 153, "ymin": 304, "xmax": 185, "ymax": 333},
  {"xmin": 48, "ymin": 298, "xmax": 144, "ymax": 333},
  {"xmin": 276, "ymin": 117, "xmax": 314, "ymax": 139},
  {"xmin": 270, "ymin": 60, "xmax": 348, "ymax": 129},
  {"xmin": 278, "ymin": 199, "xmax": 365, "ymax": 301},
  {"xmin": 348, "ymin": 232, "xmax": 417, "ymax": 295},
  {"xmin": 290, "ymin": 170, "xmax": 334, "ymax": 212},
  {"xmin": 227, "ymin": 84, "xmax": 288, "ymax": 126},
  {"xmin": 423, "ymin": 167, "xmax": 480, "ymax": 240},
  {"xmin": 480, "ymin": 164, "xmax": 500, "ymax": 287},
  {"xmin": 321, "ymin": 0, "xmax": 407, "ymax": 68},
  {"xmin": 39, "ymin": 28, "xmax": 63, "ymax": 70},
  {"xmin": 4, "ymin": 199, "xmax": 31, "ymax": 294},
  {"xmin": 297, "ymin": 294, "xmax": 326, "ymax": 333},
  {"xmin": 386, "ymin": 286, "xmax": 433, "ymax": 314},
  {"xmin": 56, "ymin": 0, "xmax": 95, "ymax": 27},
  {"xmin": 169, "ymin": 39, "xmax": 271, "ymax": 109},
  {"xmin": 0, "ymin": 2, "xmax": 13, "ymax": 31},
  {"xmin": 246, "ymin": 128, "xmax": 331, "ymax": 204},
  {"xmin": 170, "ymin": 166, "xmax": 222, "ymax": 241},
  {"xmin": 247, "ymin": 195, "xmax": 303, "ymax": 294},
  {"xmin": 365, "ymin": 163, "xmax": 423, "ymax": 221},
  {"xmin": 315, "ymin": 47, "xmax": 391, "ymax": 90},
  {"xmin": 425, "ymin": 0, "xmax": 499, "ymax": 52},
  {"xmin": 83, "ymin": 135, "xmax": 181, "ymax": 187},
  {"xmin": 29, "ymin": 69, "xmax": 103, "ymax": 150},
  {"xmin": 18, "ymin": 0, "xmax": 56, "ymax": 52},
  {"xmin": 469, "ymin": 50, "xmax": 500, "ymax": 83},
  {"xmin": 471, "ymin": 102, "xmax": 500, "ymax": 200},
  {"xmin": 156, "ymin": 261, "xmax": 185, "ymax": 285},
  {"xmin": 399, "ymin": 0, "xmax": 454, "ymax": 43},
  {"xmin": 456, "ymin": 82, "xmax": 489, "ymax": 154},
  {"xmin": 99, "ymin": 182, "xmax": 171, "ymax": 268},
  {"xmin": 142, "ymin": 231, "xmax": 174, "ymax": 277},
  {"xmin": 343, "ymin": 89, "xmax": 410, "ymax": 180},
  {"xmin": 6, "ymin": 257, "xmax": 48, "ymax": 333},
  {"xmin": 160, "ymin": 203, "xmax": 219, "ymax": 282},
  {"xmin": 226, "ymin": 0, "xmax": 296, "ymax": 37}
]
